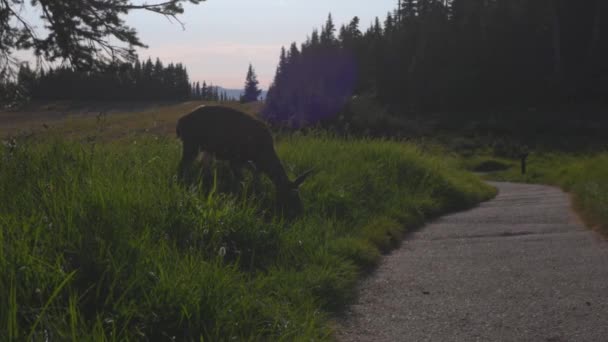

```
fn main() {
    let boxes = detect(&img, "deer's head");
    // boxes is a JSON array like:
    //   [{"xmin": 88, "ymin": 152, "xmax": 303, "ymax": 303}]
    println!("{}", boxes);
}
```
[{"xmin": 277, "ymin": 169, "xmax": 314, "ymax": 218}]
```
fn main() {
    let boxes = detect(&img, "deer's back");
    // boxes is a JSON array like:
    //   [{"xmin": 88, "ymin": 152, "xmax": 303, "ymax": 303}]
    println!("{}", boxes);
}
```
[{"xmin": 177, "ymin": 106, "xmax": 275, "ymax": 161}]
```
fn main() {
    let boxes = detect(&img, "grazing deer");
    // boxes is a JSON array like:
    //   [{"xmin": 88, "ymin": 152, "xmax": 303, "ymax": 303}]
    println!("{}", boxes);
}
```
[{"xmin": 176, "ymin": 105, "xmax": 312, "ymax": 217}]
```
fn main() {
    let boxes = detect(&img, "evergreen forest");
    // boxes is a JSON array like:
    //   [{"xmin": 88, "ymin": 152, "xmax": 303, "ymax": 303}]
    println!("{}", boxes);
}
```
[
  {"xmin": 264, "ymin": 1, "xmax": 607, "ymax": 127},
  {"xmin": 12, "ymin": 58, "xmax": 234, "ymax": 103}
]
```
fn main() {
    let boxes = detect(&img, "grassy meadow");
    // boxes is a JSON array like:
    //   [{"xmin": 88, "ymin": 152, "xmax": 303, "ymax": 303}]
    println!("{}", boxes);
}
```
[{"xmin": 0, "ymin": 104, "xmax": 495, "ymax": 340}]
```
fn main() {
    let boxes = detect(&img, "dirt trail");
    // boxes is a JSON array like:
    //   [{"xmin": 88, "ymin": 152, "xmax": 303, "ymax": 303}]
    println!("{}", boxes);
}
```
[{"xmin": 336, "ymin": 182, "xmax": 608, "ymax": 342}]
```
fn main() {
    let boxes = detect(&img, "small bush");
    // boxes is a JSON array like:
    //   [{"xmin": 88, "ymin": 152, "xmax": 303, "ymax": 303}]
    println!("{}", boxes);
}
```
[{"xmin": 472, "ymin": 159, "xmax": 511, "ymax": 172}]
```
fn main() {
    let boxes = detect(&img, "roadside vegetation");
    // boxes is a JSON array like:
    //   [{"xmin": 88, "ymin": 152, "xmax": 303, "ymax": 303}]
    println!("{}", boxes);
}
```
[
  {"xmin": 0, "ymin": 0, "xmax": 604, "ymax": 339},
  {"xmin": 0, "ymin": 130, "xmax": 494, "ymax": 340},
  {"xmin": 481, "ymin": 153, "xmax": 608, "ymax": 238}
]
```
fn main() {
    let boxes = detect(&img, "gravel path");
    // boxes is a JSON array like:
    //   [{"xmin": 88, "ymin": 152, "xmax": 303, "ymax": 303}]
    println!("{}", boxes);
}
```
[{"xmin": 336, "ymin": 182, "xmax": 608, "ymax": 342}]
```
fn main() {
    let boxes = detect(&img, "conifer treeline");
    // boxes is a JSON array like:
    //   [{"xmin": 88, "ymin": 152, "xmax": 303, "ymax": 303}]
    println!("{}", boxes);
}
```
[
  {"xmin": 16, "ymin": 58, "xmax": 236, "ymax": 103},
  {"xmin": 265, "ymin": 0, "xmax": 608, "ymax": 126},
  {"xmin": 190, "ymin": 81, "xmax": 234, "ymax": 102},
  {"xmin": 18, "ymin": 58, "xmax": 192, "ymax": 101},
  {"xmin": 264, "ymin": 14, "xmax": 357, "ymax": 126}
]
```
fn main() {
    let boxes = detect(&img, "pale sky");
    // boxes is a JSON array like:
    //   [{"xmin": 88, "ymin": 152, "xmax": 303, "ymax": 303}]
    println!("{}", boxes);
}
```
[{"xmin": 127, "ymin": 0, "xmax": 396, "ymax": 89}]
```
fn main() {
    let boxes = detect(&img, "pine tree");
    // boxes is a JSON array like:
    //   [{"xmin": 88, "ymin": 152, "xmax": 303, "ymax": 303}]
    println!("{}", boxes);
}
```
[
  {"xmin": 310, "ymin": 29, "xmax": 320, "ymax": 47},
  {"xmin": 207, "ymin": 83, "xmax": 214, "ymax": 101},
  {"xmin": 400, "ymin": 0, "xmax": 417, "ymax": 21},
  {"xmin": 340, "ymin": 16, "xmax": 362, "ymax": 48},
  {"xmin": 321, "ymin": 13, "xmax": 336, "ymax": 46},
  {"xmin": 289, "ymin": 43, "xmax": 300, "ymax": 61},
  {"xmin": 241, "ymin": 64, "xmax": 262, "ymax": 103},
  {"xmin": 195, "ymin": 82, "xmax": 201, "ymax": 98},
  {"xmin": 133, "ymin": 60, "xmax": 142, "ymax": 93},
  {"xmin": 214, "ymin": 87, "xmax": 220, "ymax": 101},
  {"xmin": 276, "ymin": 47, "xmax": 287, "ymax": 83},
  {"xmin": 201, "ymin": 81, "xmax": 208, "ymax": 100},
  {"xmin": 348, "ymin": 17, "xmax": 362, "ymax": 39},
  {"xmin": 17, "ymin": 63, "xmax": 36, "ymax": 99}
]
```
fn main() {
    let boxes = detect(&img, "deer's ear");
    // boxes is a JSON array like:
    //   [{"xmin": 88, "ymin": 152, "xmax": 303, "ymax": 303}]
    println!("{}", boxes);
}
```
[{"xmin": 292, "ymin": 169, "xmax": 314, "ymax": 188}]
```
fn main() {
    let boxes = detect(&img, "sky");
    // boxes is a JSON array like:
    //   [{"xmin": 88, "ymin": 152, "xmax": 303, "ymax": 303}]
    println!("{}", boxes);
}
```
[{"xmin": 126, "ymin": 0, "xmax": 396, "ymax": 89}]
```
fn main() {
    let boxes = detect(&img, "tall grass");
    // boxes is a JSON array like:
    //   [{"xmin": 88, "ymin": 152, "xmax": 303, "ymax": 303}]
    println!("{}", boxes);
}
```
[
  {"xmin": 0, "ymin": 134, "xmax": 494, "ymax": 340},
  {"xmin": 487, "ymin": 153, "xmax": 608, "ymax": 236}
]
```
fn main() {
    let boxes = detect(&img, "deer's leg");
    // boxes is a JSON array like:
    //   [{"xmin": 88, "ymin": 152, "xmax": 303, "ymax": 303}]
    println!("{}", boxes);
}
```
[
  {"xmin": 248, "ymin": 161, "xmax": 261, "ymax": 195},
  {"xmin": 257, "ymin": 149, "xmax": 290, "ymax": 191},
  {"xmin": 178, "ymin": 141, "xmax": 199, "ymax": 182},
  {"xmin": 228, "ymin": 160, "xmax": 246, "ymax": 193},
  {"xmin": 229, "ymin": 160, "xmax": 244, "ymax": 180},
  {"xmin": 197, "ymin": 151, "xmax": 215, "ymax": 187},
  {"xmin": 199, "ymin": 151, "xmax": 213, "ymax": 170}
]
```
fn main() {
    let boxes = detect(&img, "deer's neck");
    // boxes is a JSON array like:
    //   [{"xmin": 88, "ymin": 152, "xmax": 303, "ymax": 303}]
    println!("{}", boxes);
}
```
[{"xmin": 261, "ymin": 151, "xmax": 291, "ymax": 191}]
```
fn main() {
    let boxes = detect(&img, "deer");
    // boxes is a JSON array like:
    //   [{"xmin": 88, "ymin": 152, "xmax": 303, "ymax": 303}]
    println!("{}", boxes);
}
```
[{"xmin": 176, "ymin": 105, "xmax": 313, "ymax": 217}]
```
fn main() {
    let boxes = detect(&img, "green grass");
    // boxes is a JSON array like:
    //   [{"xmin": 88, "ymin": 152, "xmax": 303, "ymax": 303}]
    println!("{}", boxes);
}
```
[
  {"xmin": 0, "ymin": 133, "xmax": 494, "ymax": 340},
  {"xmin": 483, "ymin": 153, "xmax": 608, "ymax": 237}
]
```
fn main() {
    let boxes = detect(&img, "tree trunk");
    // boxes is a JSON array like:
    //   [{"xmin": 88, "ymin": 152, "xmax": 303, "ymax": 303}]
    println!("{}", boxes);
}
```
[
  {"xmin": 550, "ymin": 0, "xmax": 563, "ymax": 81},
  {"xmin": 587, "ymin": 0, "xmax": 601, "ymax": 63},
  {"xmin": 479, "ymin": 0, "xmax": 488, "ymax": 42}
]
